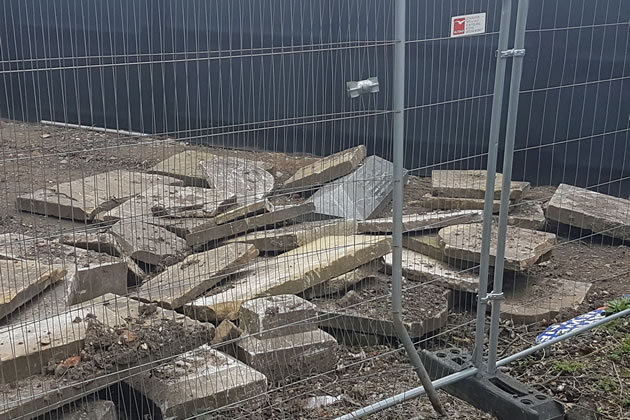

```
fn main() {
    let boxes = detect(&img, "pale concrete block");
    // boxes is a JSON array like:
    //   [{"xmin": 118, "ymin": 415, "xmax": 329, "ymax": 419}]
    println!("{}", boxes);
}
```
[{"xmin": 239, "ymin": 295, "xmax": 318, "ymax": 338}]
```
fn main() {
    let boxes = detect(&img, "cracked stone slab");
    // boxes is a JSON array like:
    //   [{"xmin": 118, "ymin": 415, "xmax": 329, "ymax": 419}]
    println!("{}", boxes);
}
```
[
  {"xmin": 185, "ymin": 235, "xmax": 392, "ymax": 322},
  {"xmin": 421, "ymin": 194, "xmax": 500, "ymax": 214},
  {"xmin": 125, "ymin": 345, "xmax": 267, "ymax": 419},
  {"xmin": 438, "ymin": 223, "xmax": 556, "ymax": 272},
  {"xmin": 239, "ymin": 295, "xmax": 318, "ymax": 339},
  {"xmin": 110, "ymin": 221, "xmax": 190, "ymax": 266},
  {"xmin": 201, "ymin": 157, "xmax": 274, "ymax": 204},
  {"xmin": 308, "ymin": 155, "xmax": 408, "ymax": 220},
  {"xmin": 16, "ymin": 171, "xmax": 183, "ymax": 221},
  {"xmin": 431, "ymin": 170, "xmax": 530, "ymax": 201},
  {"xmin": 0, "ymin": 260, "xmax": 67, "ymax": 320},
  {"xmin": 402, "ymin": 235, "xmax": 446, "ymax": 261},
  {"xmin": 283, "ymin": 145, "xmax": 366, "ymax": 190},
  {"xmin": 100, "ymin": 185, "xmax": 236, "ymax": 221},
  {"xmin": 148, "ymin": 150, "xmax": 217, "ymax": 187},
  {"xmin": 302, "ymin": 260, "xmax": 384, "ymax": 299},
  {"xmin": 357, "ymin": 210, "xmax": 481, "ymax": 233},
  {"xmin": 507, "ymin": 200, "xmax": 546, "ymax": 230},
  {"xmin": 501, "ymin": 277, "xmax": 592, "ymax": 324},
  {"xmin": 546, "ymin": 183, "xmax": 630, "ymax": 240},
  {"xmin": 224, "ymin": 219, "xmax": 358, "ymax": 252},
  {"xmin": 384, "ymin": 249, "xmax": 478, "ymax": 293},
  {"xmin": 135, "ymin": 243, "xmax": 259, "ymax": 309},
  {"xmin": 186, "ymin": 203, "xmax": 315, "ymax": 247},
  {"xmin": 214, "ymin": 199, "xmax": 274, "ymax": 225}
]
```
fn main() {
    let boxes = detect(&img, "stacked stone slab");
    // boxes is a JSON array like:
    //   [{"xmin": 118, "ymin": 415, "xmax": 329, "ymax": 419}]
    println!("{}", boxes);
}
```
[{"xmin": 235, "ymin": 294, "xmax": 338, "ymax": 382}]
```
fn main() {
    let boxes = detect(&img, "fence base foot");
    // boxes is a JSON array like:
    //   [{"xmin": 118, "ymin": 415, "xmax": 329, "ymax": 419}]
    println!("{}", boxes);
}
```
[{"xmin": 419, "ymin": 349, "xmax": 564, "ymax": 420}]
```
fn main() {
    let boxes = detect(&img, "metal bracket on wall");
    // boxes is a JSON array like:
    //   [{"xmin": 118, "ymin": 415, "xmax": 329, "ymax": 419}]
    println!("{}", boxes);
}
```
[
  {"xmin": 346, "ymin": 77, "xmax": 380, "ymax": 98},
  {"xmin": 497, "ymin": 48, "xmax": 526, "ymax": 59}
]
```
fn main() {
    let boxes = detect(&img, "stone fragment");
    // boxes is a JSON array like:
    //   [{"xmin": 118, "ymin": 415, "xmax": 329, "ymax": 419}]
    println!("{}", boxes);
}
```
[
  {"xmin": 211, "ymin": 319, "xmax": 242, "ymax": 346},
  {"xmin": 402, "ymin": 235, "xmax": 445, "ymax": 261},
  {"xmin": 214, "ymin": 199, "xmax": 273, "ymax": 225},
  {"xmin": 438, "ymin": 223, "xmax": 556, "ymax": 271},
  {"xmin": 302, "ymin": 261, "xmax": 384, "ymax": 299},
  {"xmin": 58, "ymin": 232, "xmax": 121, "ymax": 256},
  {"xmin": 16, "ymin": 171, "xmax": 183, "ymax": 221},
  {"xmin": 185, "ymin": 235, "xmax": 391, "ymax": 322},
  {"xmin": 224, "ymin": 219, "xmax": 358, "ymax": 252},
  {"xmin": 283, "ymin": 145, "xmax": 366, "ymax": 190},
  {"xmin": 100, "ymin": 185, "xmax": 236, "ymax": 221},
  {"xmin": 110, "ymin": 221, "xmax": 189, "ymax": 266},
  {"xmin": 148, "ymin": 150, "xmax": 216, "ymax": 186},
  {"xmin": 186, "ymin": 203, "xmax": 315, "ymax": 247},
  {"xmin": 0, "ymin": 295, "xmax": 212, "ymax": 419},
  {"xmin": 58, "ymin": 400, "xmax": 118, "ymax": 420},
  {"xmin": 234, "ymin": 329, "xmax": 337, "ymax": 383},
  {"xmin": 148, "ymin": 217, "xmax": 210, "ymax": 239},
  {"xmin": 507, "ymin": 200, "xmax": 546, "ymax": 230},
  {"xmin": 357, "ymin": 210, "xmax": 481, "ymax": 233},
  {"xmin": 135, "ymin": 243, "xmax": 259, "ymax": 309},
  {"xmin": 125, "ymin": 345, "xmax": 267, "ymax": 419},
  {"xmin": 501, "ymin": 277, "xmax": 592, "ymax": 324},
  {"xmin": 431, "ymin": 170, "xmax": 530, "ymax": 201},
  {"xmin": 201, "ymin": 157, "xmax": 274, "ymax": 204},
  {"xmin": 66, "ymin": 261, "xmax": 128, "ymax": 305},
  {"xmin": 309, "ymin": 155, "xmax": 408, "ymax": 220},
  {"xmin": 0, "ymin": 260, "xmax": 67, "ymax": 320},
  {"xmin": 421, "ymin": 194, "xmax": 500, "ymax": 213},
  {"xmin": 384, "ymin": 249, "xmax": 478, "ymax": 293},
  {"xmin": 239, "ymin": 295, "xmax": 318, "ymax": 339},
  {"xmin": 315, "ymin": 278, "xmax": 450, "ymax": 339},
  {"xmin": 546, "ymin": 183, "xmax": 630, "ymax": 240}
]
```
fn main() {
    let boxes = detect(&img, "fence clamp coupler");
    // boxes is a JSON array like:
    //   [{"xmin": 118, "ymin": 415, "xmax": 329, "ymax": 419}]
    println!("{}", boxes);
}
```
[
  {"xmin": 346, "ymin": 77, "xmax": 379, "ymax": 98},
  {"xmin": 479, "ymin": 291, "xmax": 505, "ymax": 304},
  {"xmin": 497, "ymin": 49, "xmax": 526, "ymax": 59}
]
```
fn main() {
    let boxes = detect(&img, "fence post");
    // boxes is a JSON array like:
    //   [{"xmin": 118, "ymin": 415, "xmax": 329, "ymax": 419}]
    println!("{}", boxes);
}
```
[
  {"xmin": 472, "ymin": 0, "xmax": 513, "ymax": 371},
  {"xmin": 487, "ymin": 0, "xmax": 530, "ymax": 375},
  {"xmin": 390, "ymin": 0, "xmax": 445, "ymax": 415}
]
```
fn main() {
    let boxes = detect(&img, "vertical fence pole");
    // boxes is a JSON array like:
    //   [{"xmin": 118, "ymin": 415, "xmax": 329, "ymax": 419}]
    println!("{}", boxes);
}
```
[
  {"xmin": 472, "ymin": 0, "xmax": 513, "ymax": 370},
  {"xmin": 487, "ymin": 0, "xmax": 530, "ymax": 375},
  {"xmin": 391, "ymin": 0, "xmax": 445, "ymax": 415}
]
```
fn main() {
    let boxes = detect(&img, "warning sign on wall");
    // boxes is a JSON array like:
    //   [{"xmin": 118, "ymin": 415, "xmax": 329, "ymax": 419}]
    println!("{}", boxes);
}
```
[{"xmin": 450, "ymin": 13, "xmax": 486, "ymax": 38}]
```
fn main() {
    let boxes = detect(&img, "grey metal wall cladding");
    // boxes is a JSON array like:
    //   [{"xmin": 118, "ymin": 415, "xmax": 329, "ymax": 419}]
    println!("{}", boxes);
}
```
[{"xmin": 1, "ymin": 0, "xmax": 629, "ymax": 193}]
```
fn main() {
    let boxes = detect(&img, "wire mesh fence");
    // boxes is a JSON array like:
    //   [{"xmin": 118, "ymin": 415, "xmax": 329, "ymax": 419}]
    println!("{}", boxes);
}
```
[{"xmin": 1, "ymin": 0, "xmax": 629, "ymax": 419}]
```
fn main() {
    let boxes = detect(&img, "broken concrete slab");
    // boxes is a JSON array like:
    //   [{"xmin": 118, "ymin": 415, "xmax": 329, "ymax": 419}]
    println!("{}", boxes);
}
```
[
  {"xmin": 309, "ymin": 155, "xmax": 408, "ymax": 220},
  {"xmin": 134, "ymin": 243, "xmax": 259, "ymax": 309},
  {"xmin": 224, "ymin": 219, "xmax": 358, "ymax": 253},
  {"xmin": 507, "ymin": 200, "xmax": 546, "ymax": 230},
  {"xmin": 501, "ymin": 277, "xmax": 592, "ymax": 324},
  {"xmin": 211, "ymin": 319, "xmax": 242, "ymax": 346},
  {"xmin": 239, "ymin": 295, "xmax": 318, "ymax": 339},
  {"xmin": 186, "ymin": 203, "xmax": 316, "ymax": 247},
  {"xmin": 234, "ymin": 329, "xmax": 337, "ymax": 383},
  {"xmin": 0, "ymin": 294, "xmax": 214, "ymax": 419},
  {"xmin": 110, "ymin": 221, "xmax": 189, "ymax": 266},
  {"xmin": 100, "ymin": 185, "xmax": 236, "ymax": 221},
  {"xmin": 431, "ymin": 170, "xmax": 530, "ymax": 201},
  {"xmin": 214, "ymin": 199, "xmax": 273, "ymax": 225},
  {"xmin": 0, "ymin": 260, "xmax": 67, "ymax": 320},
  {"xmin": 357, "ymin": 210, "xmax": 482, "ymax": 234},
  {"xmin": 201, "ymin": 157, "xmax": 274, "ymax": 204},
  {"xmin": 421, "ymin": 194, "xmax": 500, "ymax": 214},
  {"xmin": 546, "ymin": 183, "xmax": 630, "ymax": 240},
  {"xmin": 57, "ymin": 400, "xmax": 118, "ymax": 420},
  {"xmin": 66, "ymin": 261, "xmax": 128, "ymax": 306},
  {"xmin": 148, "ymin": 150, "xmax": 217, "ymax": 187},
  {"xmin": 125, "ymin": 345, "xmax": 267, "ymax": 419},
  {"xmin": 315, "ymin": 278, "xmax": 450, "ymax": 339},
  {"xmin": 438, "ymin": 223, "xmax": 556, "ymax": 271},
  {"xmin": 402, "ymin": 235, "xmax": 445, "ymax": 261},
  {"xmin": 16, "ymin": 171, "xmax": 184, "ymax": 221},
  {"xmin": 58, "ymin": 232, "xmax": 121, "ymax": 257},
  {"xmin": 283, "ymin": 145, "xmax": 366, "ymax": 190},
  {"xmin": 302, "ymin": 260, "xmax": 384, "ymax": 299},
  {"xmin": 185, "ymin": 235, "xmax": 392, "ymax": 322},
  {"xmin": 384, "ymin": 249, "xmax": 478, "ymax": 293}
]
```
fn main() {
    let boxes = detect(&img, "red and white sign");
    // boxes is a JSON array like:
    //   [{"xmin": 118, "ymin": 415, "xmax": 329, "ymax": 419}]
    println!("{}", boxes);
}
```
[{"xmin": 451, "ymin": 13, "xmax": 486, "ymax": 38}]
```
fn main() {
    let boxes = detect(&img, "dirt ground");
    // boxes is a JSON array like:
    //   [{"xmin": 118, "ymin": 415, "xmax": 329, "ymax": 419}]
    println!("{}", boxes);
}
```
[{"xmin": 2, "ymin": 119, "xmax": 630, "ymax": 419}]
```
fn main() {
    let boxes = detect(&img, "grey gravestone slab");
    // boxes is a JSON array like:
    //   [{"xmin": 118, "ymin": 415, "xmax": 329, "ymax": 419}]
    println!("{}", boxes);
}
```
[{"xmin": 308, "ymin": 156, "xmax": 407, "ymax": 220}]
